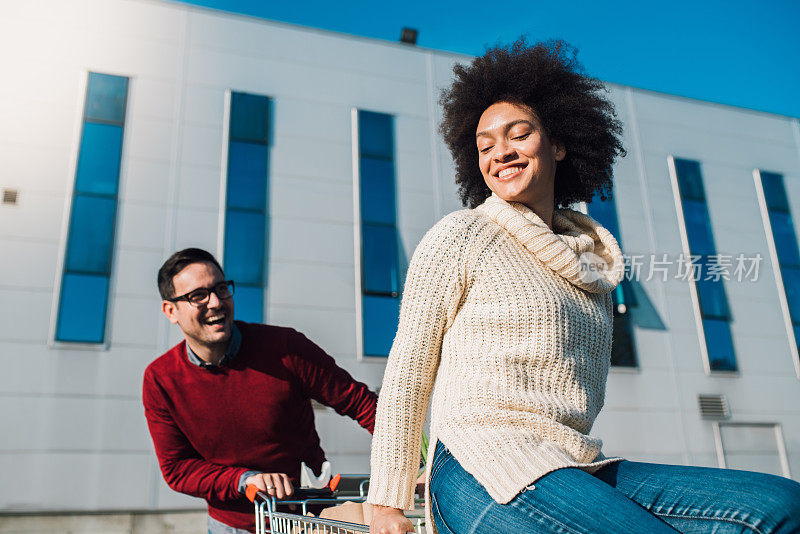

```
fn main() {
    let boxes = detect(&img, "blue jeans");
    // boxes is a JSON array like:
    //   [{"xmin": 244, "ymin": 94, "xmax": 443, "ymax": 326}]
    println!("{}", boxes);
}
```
[
  {"xmin": 429, "ymin": 441, "xmax": 800, "ymax": 533},
  {"xmin": 207, "ymin": 515, "xmax": 251, "ymax": 534}
]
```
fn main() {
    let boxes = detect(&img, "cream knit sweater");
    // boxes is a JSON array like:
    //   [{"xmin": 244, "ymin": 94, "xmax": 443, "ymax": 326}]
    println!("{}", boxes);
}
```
[{"xmin": 367, "ymin": 194, "xmax": 626, "ymax": 519}]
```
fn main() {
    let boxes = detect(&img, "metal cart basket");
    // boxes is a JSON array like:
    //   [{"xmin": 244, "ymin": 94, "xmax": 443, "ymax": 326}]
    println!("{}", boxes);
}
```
[{"xmin": 247, "ymin": 483, "xmax": 424, "ymax": 534}]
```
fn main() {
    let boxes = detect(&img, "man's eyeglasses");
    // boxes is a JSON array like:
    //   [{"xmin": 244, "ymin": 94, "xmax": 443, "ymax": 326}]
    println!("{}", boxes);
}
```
[{"xmin": 168, "ymin": 281, "xmax": 235, "ymax": 307}]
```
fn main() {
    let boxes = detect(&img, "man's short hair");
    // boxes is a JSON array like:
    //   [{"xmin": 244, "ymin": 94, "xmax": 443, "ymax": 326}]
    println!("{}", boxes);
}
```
[{"xmin": 157, "ymin": 248, "xmax": 225, "ymax": 300}]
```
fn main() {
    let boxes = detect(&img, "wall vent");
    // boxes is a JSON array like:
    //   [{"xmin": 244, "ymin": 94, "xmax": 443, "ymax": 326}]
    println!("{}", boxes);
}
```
[
  {"xmin": 698, "ymin": 394, "xmax": 730, "ymax": 419},
  {"xmin": 399, "ymin": 27, "xmax": 418, "ymax": 45},
  {"xmin": 2, "ymin": 188, "xmax": 18, "ymax": 205}
]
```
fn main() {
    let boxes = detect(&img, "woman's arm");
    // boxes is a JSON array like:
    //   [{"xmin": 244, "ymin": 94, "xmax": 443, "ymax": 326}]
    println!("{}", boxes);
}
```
[{"xmin": 367, "ymin": 213, "xmax": 474, "ymax": 511}]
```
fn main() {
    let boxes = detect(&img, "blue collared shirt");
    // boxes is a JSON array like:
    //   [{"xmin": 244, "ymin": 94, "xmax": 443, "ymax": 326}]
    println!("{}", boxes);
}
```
[{"xmin": 185, "ymin": 323, "xmax": 242, "ymax": 368}]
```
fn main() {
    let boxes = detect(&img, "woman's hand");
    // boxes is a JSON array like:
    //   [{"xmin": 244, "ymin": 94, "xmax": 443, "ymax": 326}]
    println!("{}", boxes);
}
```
[{"xmin": 370, "ymin": 505, "xmax": 415, "ymax": 533}]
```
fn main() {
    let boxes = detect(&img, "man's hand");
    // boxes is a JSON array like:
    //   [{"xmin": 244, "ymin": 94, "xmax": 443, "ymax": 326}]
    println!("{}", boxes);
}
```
[
  {"xmin": 370, "ymin": 505, "xmax": 414, "ymax": 533},
  {"xmin": 245, "ymin": 472, "xmax": 294, "ymax": 499}
]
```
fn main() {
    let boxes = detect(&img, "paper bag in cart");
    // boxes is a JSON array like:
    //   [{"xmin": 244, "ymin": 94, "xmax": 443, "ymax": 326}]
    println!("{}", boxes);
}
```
[{"xmin": 319, "ymin": 500, "xmax": 373, "ymax": 525}]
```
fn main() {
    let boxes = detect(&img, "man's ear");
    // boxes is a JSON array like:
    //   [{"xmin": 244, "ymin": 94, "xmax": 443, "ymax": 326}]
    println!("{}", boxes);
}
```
[
  {"xmin": 162, "ymin": 300, "xmax": 179, "ymax": 324},
  {"xmin": 553, "ymin": 141, "xmax": 566, "ymax": 162}
]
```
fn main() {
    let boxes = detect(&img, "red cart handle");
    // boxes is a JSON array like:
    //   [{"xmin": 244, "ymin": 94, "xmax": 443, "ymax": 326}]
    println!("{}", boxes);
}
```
[{"xmin": 246, "ymin": 484, "xmax": 260, "ymax": 503}]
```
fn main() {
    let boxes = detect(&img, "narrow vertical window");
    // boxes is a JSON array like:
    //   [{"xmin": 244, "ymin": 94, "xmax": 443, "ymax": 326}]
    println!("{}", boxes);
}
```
[
  {"xmin": 587, "ymin": 192, "xmax": 637, "ymax": 367},
  {"xmin": 358, "ymin": 110, "xmax": 400, "ymax": 357},
  {"xmin": 224, "ymin": 92, "xmax": 270, "ymax": 323},
  {"xmin": 55, "ymin": 73, "xmax": 129, "ymax": 343},
  {"xmin": 757, "ymin": 170, "xmax": 800, "ymax": 364},
  {"xmin": 672, "ymin": 158, "xmax": 736, "ymax": 371}
]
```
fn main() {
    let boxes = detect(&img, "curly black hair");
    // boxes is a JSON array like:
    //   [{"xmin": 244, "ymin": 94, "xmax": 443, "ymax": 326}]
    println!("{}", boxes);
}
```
[{"xmin": 439, "ymin": 38, "xmax": 625, "ymax": 209}]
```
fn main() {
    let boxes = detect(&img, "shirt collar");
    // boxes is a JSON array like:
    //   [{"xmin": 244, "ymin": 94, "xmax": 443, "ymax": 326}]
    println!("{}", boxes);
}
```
[{"xmin": 185, "ymin": 323, "xmax": 242, "ymax": 369}]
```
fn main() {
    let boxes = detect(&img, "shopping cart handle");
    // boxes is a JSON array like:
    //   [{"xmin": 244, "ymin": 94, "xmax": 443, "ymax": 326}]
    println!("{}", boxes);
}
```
[
  {"xmin": 292, "ymin": 487, "xmax": 335, "ymax": 499},
  {"xmin": 245, "ymin": 484, "xmax": 261, "ymax": 503},
  {"xmin": 245, "ymin": 484, "xmax": 334, "ymax": 503}
]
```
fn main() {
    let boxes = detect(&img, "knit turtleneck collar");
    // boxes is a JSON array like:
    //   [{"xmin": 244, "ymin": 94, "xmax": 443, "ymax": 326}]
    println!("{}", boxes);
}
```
[{"xmin": 477, "ymin": 194, "xmax": 624, "ymax": 293}]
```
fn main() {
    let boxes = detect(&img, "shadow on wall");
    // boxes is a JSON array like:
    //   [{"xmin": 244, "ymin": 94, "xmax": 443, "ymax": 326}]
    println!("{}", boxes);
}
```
[{"xmin": 630, "ymin": 280, "xmax": 666, "ymax": 330}]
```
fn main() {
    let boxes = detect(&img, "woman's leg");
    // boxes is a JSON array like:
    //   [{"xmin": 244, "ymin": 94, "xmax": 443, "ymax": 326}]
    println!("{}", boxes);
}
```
[
  {"xmin": 593, "ymin": 461, "xmax": 800, "ymax": 533},
  {"xmin": 429, "ymin": 442, "xmax": 678, "ymax": 534}
]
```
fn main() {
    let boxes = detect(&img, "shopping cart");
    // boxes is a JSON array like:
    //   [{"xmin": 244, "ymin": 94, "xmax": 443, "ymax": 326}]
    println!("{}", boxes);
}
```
[{"xmin": 246, "ymin": 481, "xmax": 424, "ymax": 534}]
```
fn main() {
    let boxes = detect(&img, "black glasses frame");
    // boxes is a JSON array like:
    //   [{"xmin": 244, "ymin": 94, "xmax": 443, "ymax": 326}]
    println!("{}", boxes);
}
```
[{"xmin": 168, "ymin": 280, "xmax": 235, "ymax": 307}]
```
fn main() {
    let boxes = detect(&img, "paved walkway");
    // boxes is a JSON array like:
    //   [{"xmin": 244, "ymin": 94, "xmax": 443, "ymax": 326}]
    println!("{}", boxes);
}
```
[{"xmin": 0, "ymin": 510, "xmax": 206, "ymax": 533}]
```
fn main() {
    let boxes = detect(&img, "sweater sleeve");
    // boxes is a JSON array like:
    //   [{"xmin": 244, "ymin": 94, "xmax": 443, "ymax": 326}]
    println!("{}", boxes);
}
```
[
  {"xmin": 366, "ymin": 213, "xmax": 472, "ymax": 510},
  {"xmin": 285, "ymin": 330, "xmax": 378, "ymax": 432},
  {"xmin": 142, "ymin": 367, "xmax": 247, "ymax": 503}
]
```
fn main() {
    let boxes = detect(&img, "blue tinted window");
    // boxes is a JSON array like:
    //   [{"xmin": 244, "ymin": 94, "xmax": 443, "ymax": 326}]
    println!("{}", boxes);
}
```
[
  {"xmin": 65, "ymin": 195, "xmax": 116, "ymax": 274},
  {"xmin": 761, "ymin": 171, "xmax": 790, "ymax": 212},
  {"xmin": 358, "ymin": 110, "xmax": 400, "ymax": 356},
  {"xmin": 619, "ymin": 279, "xmax": 638, "ymax": 310},
  {"xmin": 234, "ymin": 284, "xmax": 263, "ymax": 324},
  {"xmin": 362, "ymin": 223, "xmax": 399, "ymax": 295},
  {"xmin": 227, "ymin": 141, "xmax": 268, "ymax": 211},
  {"xmin": 74, "ymin": 123, "xmax": 123, "ymax": 196},
  {"xmin": 703, "ymin": 318, "xmax": 736, "ymax": 371},
  {"xmin": 362, "ymin": 295, "xmax": 400, "ymax": 356},
  {"xmin": 360, "ymin": 157, "xmax": 396, "ymax": 224},
  {"xmin": 696, "ymin": 277, "xmax": 730, "ymax": 319},
  {"xmin": 56, "ymin": 273, "xmax": 110, "ymax": 343},
  {"xmin": 84, "ymin": 73, "xmax": 128, "ymax": 124},
  {"xmin": 781, "ymin": 266, "xmax": 800, "ymax": 323},
  {"xmin": 587, "ymin": 192, "xmax": 620, "ymax": 239},
  {"xmin": 612, "ymin": 284, "xmax": 627, "ymax": 310},
  {"xmin": 224, "ymin": 210, "xmax": 266, "ymax": 285},
  {"xmin": 57, "ymin": 72, "xmax": 128, "ymax": 344},
  {"xmin": 611, "ymin": 313, "xmax": 636, "ymax": 367},
  {"xmin": 587, "ymin": 190, "xmax": 637, "ymax": 367},
  {"xmin": 682, "ymin": 200, "xmax": 716, "ymax": 255},
  {"xmin": 793, "ymin": 324, "xmax": 800, "ymax": 352},
  {"xmin": 759, "ymin": 171, "xmax": 800, "ymax": 367},
  {"xmin": 587, "ymin": 192, "xmax": 635, "ymax": 308},
  {"xmin": 359, "ymin": 111, "xmax": 393, "ymax": 159},
  {"xmin": 769, "ymin": 211, "xmax": 800, "ymax": 267},
  {"xmin": 674, "ymin": 158, "xmax": 705, "ymax": 201},
  {"xmin": 230, "ymin": 93, "xmax": 269, "ymax": 143},
  {"xmin": 224, "ymin": 92, "xmax": 270, "ymax": 321},
  {"xmin": 674, "ymin": 157, "xmax": 735, "ymax": 370}
]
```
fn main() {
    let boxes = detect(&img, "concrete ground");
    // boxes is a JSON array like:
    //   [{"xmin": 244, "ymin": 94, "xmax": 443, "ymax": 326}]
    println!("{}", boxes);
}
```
[{"xmin": 0, "ymin": 510, "xmax": 206, "ymax": 534}]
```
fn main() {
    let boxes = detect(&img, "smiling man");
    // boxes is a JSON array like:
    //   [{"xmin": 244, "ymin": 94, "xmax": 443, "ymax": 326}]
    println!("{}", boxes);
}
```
[{"xmin": 142, "ymin": 248, "xmax": 377, "ymax": 534}]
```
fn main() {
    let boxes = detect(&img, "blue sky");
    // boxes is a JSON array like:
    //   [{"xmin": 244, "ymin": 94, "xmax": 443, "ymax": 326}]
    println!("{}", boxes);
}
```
[{"xmin": 170, "ymin": 0, "xmax": 800, "ymax": 118}]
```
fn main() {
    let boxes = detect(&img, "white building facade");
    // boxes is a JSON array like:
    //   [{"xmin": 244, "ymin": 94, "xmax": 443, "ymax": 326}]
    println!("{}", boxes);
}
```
[{"xmin": 1, "ymin": 0, "xmax": 800, "ymax": 514}]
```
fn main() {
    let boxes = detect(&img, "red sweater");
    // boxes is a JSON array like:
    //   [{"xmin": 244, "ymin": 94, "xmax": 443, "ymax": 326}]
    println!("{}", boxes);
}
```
[{"xmin": 142, "ymin": 322, "xmax": 377, "ymax": 531}]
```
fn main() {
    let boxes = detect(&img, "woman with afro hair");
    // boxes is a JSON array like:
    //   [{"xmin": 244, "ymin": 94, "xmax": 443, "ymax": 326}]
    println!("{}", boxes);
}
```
[{"xmin": 366, "ymin": 40, "xmax": 800, "ymax": 533}]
